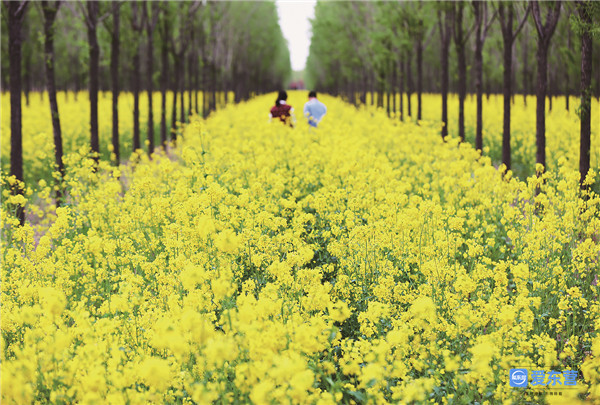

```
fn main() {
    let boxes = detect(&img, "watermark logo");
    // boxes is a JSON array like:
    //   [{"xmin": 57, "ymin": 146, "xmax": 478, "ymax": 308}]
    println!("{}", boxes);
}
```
[
  {"xmin": 509, "ymin": 369, "xmax": 528, "ymax": 388},
  {"xmin": 509, "ymin": 369, "xmax": 578, "ymax": 388}
]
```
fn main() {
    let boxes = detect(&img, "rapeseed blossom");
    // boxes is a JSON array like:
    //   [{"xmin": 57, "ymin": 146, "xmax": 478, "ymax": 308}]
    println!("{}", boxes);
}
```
[{"xmin": 1, "ymin": 91, "xmax": 599, "ymax": 403}]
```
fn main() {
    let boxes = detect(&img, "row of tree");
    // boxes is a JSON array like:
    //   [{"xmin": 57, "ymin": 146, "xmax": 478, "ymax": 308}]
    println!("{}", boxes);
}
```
[
  {"xmin": 306, "ymin": 1, "xmax": 599, "ymax": 188},
  {"xmin": 2, "ymin": 0, "xmax": 291, "ymax": 223}
]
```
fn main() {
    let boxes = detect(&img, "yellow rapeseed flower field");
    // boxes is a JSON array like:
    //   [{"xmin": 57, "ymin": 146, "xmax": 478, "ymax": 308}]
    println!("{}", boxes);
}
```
[
  {"xmin": 1, "ymin": 91, "xmax": 179, "ymax": 187},
  {"xmin": 1, "ymin": 91, "xmax": 600, "ymax": 404}
]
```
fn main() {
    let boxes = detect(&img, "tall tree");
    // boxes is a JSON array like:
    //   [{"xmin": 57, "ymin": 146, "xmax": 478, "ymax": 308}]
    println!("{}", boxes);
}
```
[
  {"xmin": 41, "ymin": 0, "xmax": 64, "ymax": 205},
  {"xmin": 159, "ymin": 2, "xmax": 170, "ymax": 148},
  {"xmin": 531, "ymin": 1, "xmax": 561, "ymax": 171},
  {"xmin": 497, "ymin": 2, "xmax": 529, "ymax": 170},
  {"xmin": 452, "ymin": 1, "xmax": 474, "ymax": 142},
  {"xmin": 437, "ymin": 4, "xmax": 452, "ymax": 139},
  {"xmin": 472, "ymin": 1, "xmax": 495, "ymax": 151},
  {"xmin": 4, "ymin": 0, "xmax": 29, "ymax": 224},
  {"xmin": 169, "ymin": 1, "xmax": 201, "ymax": 141},
  {"xmin": 130, "ymin": 1, "xmax": 145, "ymax": 153},
  {"xmin": 80, "ymin": 0, "xmax": 101, "ymax": 160},
  {"xmin": 574, "ymin": 1, "xmax": 599, "ymax": 188},
  {"xmin": 101, "ymin": 1, "xmax": 121, "ymax": 164},
  {"xmin": 521, "ymin": 20, "xmax": 531, "ymax": 105},
  {"xmin": 144, "ymin": 2, "xmax": 160, "ymax": 156}
]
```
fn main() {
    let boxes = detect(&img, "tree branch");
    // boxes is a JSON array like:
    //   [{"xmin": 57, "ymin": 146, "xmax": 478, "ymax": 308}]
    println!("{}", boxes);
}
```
[{"xmin": 512, "ymin": 3, "xmax": 531, "ymax": 42}]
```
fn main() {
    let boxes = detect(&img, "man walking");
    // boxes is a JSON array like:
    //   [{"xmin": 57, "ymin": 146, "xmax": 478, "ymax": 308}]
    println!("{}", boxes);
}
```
[{"xmin": 303, "ymin": 91, "xmax": 327, "ymax": 127}]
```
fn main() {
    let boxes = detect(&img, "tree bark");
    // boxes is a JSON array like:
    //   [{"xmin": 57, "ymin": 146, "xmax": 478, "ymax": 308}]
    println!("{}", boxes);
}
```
[
  {"xmin": 132, "ymin": 48, "xmax": 141, "ymax": 151},
  {"xmin": 130, "ymin": 2, "xmax": 144, "ymax": 153},
  {"xmin": 416, "ymin": 35, "xmax": 423, "ymax": 121},
  {"xmin": 498, "ymin": 3, "xmax": 530, "ymax": 170},
  {"xmin": 500, "ymin": 5, "xmax": 513, "ymax": 169},
  {"xmin": 171, "ymin": 56, "xmax": 179, "ymax": 141},
  {"xmin": 406, "ymin": 57, "xmax": 412, "ymax": 118},
  {"xmin": 160, "ymin": 14, "xmax": 168, "ymax": 148},
  {"xmin": 454, "ymin": 1, "xmax": 466, "ymax": 142},
  {"xmin": 111, "ymin": 2, "xmax": 120, "ymax": 163},
  {"xmin": 180, "ymin": 56, "xmax": 185, "ymax": 124},
  {"xmin": 87, "ymin": 1, "xmax": 100, "ymax": 159},
  {"xmin": 42, "ymin": 0, "xmax": 64, "ymax": 205},
  {"xmin": 194, "ymin": 52, "xmax": 199, "ymax": 114},
  {"xmin": 535, "ymin": 43, "xmax": 548, "ymax": 169},
  {"xmin": 145, "ymin": 4, "xmax": 157, "ymax": 156},
  {"xmin": 531, "ymin": 1, "xmax": 561, "ymax": 171},
  {"xmin": 23, "ymin": 45, "xmax": 30, "ymax": 106},
  {"xmin": 187, "ymin": 49, "xmax": 193, "ymax": 118},
  {"xmin": 439, "ymin": 7, "xmax": 451, "ymax": 139},
  {"xmin": 578, "ymin": 2, "xmax": 592, "ymax": 188},
  {"xmin": 522, "ymin": 23, "xmax": 529, "ymax": 106},
  {"xmin": 399, "ymin": 60, "xmax": 404, "ymax": 121},
  {"xmin": 392, "ymin": 61, "xmax": 396, "ymax": 116},
  {"xmin": 7, "ymin": 1, "xmax": 29, "ymax": 224},
  {"xmin": 473, "ymin": 1, "xmax": 484, "ymax": 151}
]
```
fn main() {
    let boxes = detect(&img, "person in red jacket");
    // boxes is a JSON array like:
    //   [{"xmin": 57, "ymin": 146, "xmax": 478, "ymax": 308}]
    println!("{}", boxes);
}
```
[{"xmin": 269, "ymin": 90, "xmax": 294, "ymax": 127}]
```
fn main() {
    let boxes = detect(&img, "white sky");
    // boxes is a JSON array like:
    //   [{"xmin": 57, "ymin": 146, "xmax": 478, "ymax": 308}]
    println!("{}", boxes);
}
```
[{"xmin": 276, "ymin": 0, "xmax": 316, "ymax": 72}]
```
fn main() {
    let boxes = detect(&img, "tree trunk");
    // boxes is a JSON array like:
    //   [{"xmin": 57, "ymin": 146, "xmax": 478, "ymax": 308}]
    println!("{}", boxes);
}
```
[
  {"xmin": 392, "ymin": 61, "xmax": 397, "ymax": 116},
  {"xmin": 194, "ymin": 52, "xmax": 199, "ymax": 114},
  {"xmin": 417, "ymin": 37, "xmax": 423, "ymax": 121},
  {"xmin": 210, "ymin": 62, "xmax": 217, "ymax": 112},
  {"xmin": 578, "ymin": 2, "xmax": 592, "ymax": 188},
  {"xmin": 111, "ymin": 2, "xmax": 120, "ymax": 163},
  {"xmin": 474, "ymin": 2, "xmax": 484, "ymax": 151},
  {"xmin": 536, "ymin": 43, "xmax": 548, "ymax": 169},
  {"xmin": 502, "ymin": 12, "xmax": 513, "ymax": 170},
  {"xmin": 42, "ymin": 1, "xmax": 64, "ymax": 205},
  {"xmin": 440, "ymin": 10, "xmax": 450, "ymax": 139},
  {"xmin": 406, "ymin": 57, "xmax": 412, "ymax": 118},
  {"xmin": 187, "ymin": 51, "xmax": 193, "ymax": 117},
  {"xmin": 399, "ymin": 61, "xmax": 404, "ymax": 121},
  {"xmin": 565, "ymin": 28, "xmax": 571, "ymax": 111},
  {"xmin": 532, "ymin": 1, "xmax": 561, "ymax": 171},
  {"xmin": 370, "ymin": 73, "xmax": 374, "ymax": 106},
  {"xmin": 147, "ymin": 24, "xmax": 154, "ymax": 156},
  {"xmin": 179, "ymin": 55, "xmax": 185, "ymax": 124},
  {"xmin": 360, "ymin": 71, "xmax": 367, "ymax": 104},
  {"xmin": 160, "ymin": 17, "xmax": 168, "ymax": 148},
  {"xmin": 201, "ymin": 59, "xmax": 208, "ymax": 118},
  {"xmin": 23, "ymin": 46, "xmax": 30, "ymax": 106},
  {"xmin": 8, "ymin": 1, "xmax": 28, "ymax": 224},
  {"xmin": 87, "ymin": 1, "xmax": 100, "ymax": 159},
  {"xmin": 376, "ymin": 73, "xmax": 383, "ymax": 108},
  {"xmin": 522, "ymin": 24, "xmax": 529, "ymax": 106},
  {"xmin": 454, "ymin": 2, "xmax": 466, "ymax": 142},
  {"xmin": 132, "ymin": 46, "xmax": 141, "ymax": 151},
  {"xmin": 171, "ymin": 56, "xmax": 179, "ymax": 141}
]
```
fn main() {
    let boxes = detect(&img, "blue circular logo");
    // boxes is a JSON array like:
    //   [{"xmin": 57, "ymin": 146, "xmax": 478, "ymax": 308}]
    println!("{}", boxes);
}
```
[{"xmin": 510, "ymin": 369, "xmax": 528, "ymax": 387}]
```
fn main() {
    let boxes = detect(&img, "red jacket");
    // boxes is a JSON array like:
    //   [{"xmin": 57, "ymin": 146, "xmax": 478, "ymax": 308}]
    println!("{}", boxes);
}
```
[{"xmin": 270, "ymin": 103, "xmax": 292, "ymax": 125}]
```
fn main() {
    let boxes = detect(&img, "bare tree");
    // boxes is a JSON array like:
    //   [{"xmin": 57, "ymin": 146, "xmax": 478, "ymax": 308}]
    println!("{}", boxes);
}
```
[
  {"xmin": 531, "ymin": 1, "xmax": 561, "ymax": 171},
  {"xmin": 41, "ymin": 0, "xmax": 64, "ymax": 205},
  {"xmin": 130, "ymin": 1, "xmax": 145, "ymax": 153},
  {"xmin": 78, "ymin": 0, "xmax": 107, "ymax": 162},
  {"xmin": 144, "ymin": 2, "xmax": 160, "ymax": 156},
  {"xmin": 473, "ymin": 2, "xmax": 495, "ymax": 151},
  {"xmin": 4, "ymin": 0, "xmax": 29, "ymax": 224},
  {"xmin": 437, "ymin": 4, "xmax": 452, "ymax": 139},
  {"xmin": 159, "ymin": 2, "xmax": 170, "ymax": 148},
  {"xmin": 576, "ymin": 1, "xmax": 595, "ymax": 188},
  {"xmin": 497, "ymin": 2, "xmax": 529, "ymax": 170},
  {"xmin": 101, "ymin": 2, "xmax": 122, "ymax": 164},
  {"xmin": 453, "ymin": 1, "xmax": 475, "ymax": 142}
]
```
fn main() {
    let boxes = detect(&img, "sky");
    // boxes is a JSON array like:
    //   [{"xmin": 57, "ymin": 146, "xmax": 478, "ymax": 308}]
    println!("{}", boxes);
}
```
[{"xmin": 275, "ymin": 0, "xmax": 317, "ymax": 72}]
